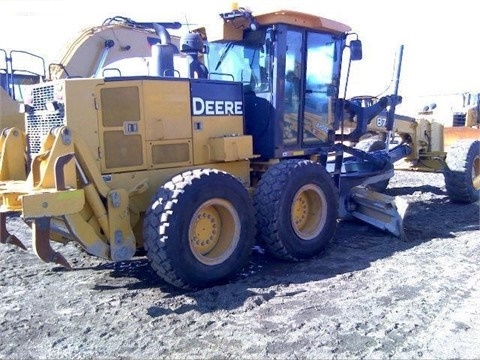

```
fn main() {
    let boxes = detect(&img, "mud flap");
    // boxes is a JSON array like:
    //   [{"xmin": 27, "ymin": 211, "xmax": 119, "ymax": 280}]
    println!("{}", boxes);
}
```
[{"xmin": 349, "ymin": 187, "xmax": 408, "ymax": 239}]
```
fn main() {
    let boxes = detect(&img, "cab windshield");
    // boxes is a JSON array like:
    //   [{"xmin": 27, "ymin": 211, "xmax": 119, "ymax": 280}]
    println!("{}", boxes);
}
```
[{"xmin": 204, "ymin": 31, "xmax": 270, "ymax": 92}]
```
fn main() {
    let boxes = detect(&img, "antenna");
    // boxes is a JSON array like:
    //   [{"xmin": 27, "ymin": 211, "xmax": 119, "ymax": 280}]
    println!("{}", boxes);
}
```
[{"xmin": 184, "ymin": 14, "xmax": 191, "ymax": 32}]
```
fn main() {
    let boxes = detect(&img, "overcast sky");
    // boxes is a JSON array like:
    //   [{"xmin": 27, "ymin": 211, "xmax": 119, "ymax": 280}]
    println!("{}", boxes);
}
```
[{"xmin": 1, "ymin": 0, "xmax": 477, "ymax": 115}]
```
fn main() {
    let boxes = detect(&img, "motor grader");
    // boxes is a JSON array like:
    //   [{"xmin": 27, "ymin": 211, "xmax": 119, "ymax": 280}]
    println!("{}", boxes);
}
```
[{"xmin": 1, "ymin": 6, "xmax": 416, "ymax": 290}]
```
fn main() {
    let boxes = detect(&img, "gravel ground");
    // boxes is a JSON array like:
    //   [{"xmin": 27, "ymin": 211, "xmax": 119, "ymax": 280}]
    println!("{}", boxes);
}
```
[{"xmin": 1, "ymin": 170, "xmax": 479, "ymax": 359}]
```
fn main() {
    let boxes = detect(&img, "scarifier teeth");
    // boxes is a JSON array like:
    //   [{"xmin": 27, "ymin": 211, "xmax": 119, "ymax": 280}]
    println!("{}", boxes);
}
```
[
  {"xmin": 0, "ymin": 213, "xmax": 27, "ymax": 250},
  {"xmin": 32, "ymin": 217, "xmax": 72, "ymax": 270},
  {"xmin": 49, "ymin": 251, "xmax": 72, "ymax": 270},
  {"xmin": 4, "ymin": 234, "xmax": 28, "ymax": 250}
]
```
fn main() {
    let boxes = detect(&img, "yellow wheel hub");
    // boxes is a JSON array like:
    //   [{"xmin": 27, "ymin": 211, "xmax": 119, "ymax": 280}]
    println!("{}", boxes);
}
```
[
  {"xmin": 189, "ymin": 198, "xmax": 240, "ymax": 265},
  {"xmin": 191, "ymin": 207, "xmax": 221, "ymax": 255},
  {"xmin": 293, "ymin": 192, "xmax": 310, "ymax": 230},
  {"xmin": 291, "ymin": 184, "xmax": 327, "ymax": 240}
]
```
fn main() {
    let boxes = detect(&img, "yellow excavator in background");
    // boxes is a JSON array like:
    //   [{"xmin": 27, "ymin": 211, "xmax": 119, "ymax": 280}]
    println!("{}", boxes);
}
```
[{"xmin": 47, "ymin": 16, "xmax": 182, "ymax": 80}]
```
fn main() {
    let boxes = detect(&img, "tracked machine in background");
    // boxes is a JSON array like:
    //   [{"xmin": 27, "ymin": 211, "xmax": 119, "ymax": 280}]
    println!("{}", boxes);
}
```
[{"xmin": 1, "ymin": 6, "xmax": 433, "ymax": 290}]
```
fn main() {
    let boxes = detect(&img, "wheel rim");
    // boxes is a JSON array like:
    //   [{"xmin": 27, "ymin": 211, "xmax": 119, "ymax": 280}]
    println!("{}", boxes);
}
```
[
  {"xmin": 291, "ymin": 184, "xmax": 327, "ymax": 240},
  {"xmin": 189, "ymin": 198, "xmax": 240, "ymax": 265},
  {"xmin": 473, "ymin": 155, "xmax": 480, "ymax": 190}
]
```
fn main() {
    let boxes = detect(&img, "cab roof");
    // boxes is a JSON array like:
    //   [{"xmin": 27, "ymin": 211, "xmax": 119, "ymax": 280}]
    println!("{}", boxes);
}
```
[
  {"xmin": 196, "ymin": 8, "xmax": 352, "ymax": 42},
  {"xmin": 254, "ymin": 9, "xmax": 351, "ymax": 33}
]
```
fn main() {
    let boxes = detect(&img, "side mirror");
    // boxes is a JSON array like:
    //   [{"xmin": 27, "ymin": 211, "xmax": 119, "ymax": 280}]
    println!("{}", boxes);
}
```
[{"xmin": 350, "ymin": 39, "xmax": 363, "ymax": 61}]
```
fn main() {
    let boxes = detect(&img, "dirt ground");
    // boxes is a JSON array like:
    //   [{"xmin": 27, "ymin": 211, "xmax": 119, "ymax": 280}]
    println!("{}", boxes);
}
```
[{"xmin": 1, "ymin": 170, "xmax": 479, "ymax": 360}]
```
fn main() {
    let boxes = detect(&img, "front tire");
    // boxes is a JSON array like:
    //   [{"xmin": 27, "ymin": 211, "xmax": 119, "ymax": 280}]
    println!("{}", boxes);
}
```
[
  {"xmin": 253, "ymin": 159, "xmax": 338, "ymax": 261},
  {"xmin": 444, "ymin": 139, "xmax": 480, "ymax": 203},
  {"xmin": 143, "ymin": 169, "xmax": 255, "ymax": 290}
]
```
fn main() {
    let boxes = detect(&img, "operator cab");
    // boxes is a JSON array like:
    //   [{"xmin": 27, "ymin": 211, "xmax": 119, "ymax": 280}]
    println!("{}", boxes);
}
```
[{"xmin": 196, "ymin": 8, "xmax": 362, "ymax": 160}]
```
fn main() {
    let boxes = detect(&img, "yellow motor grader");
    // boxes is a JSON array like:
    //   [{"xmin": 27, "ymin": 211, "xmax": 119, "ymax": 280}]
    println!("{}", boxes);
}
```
[{"xmin": 0, "ymin": 6, "xmax": 451, "ymax": 290}]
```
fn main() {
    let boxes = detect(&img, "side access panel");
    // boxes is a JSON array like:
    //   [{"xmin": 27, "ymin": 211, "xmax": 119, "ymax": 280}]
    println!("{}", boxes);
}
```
[{"xmin": 96, "ymin": 78, "xmax": 195, "ymax": 173}]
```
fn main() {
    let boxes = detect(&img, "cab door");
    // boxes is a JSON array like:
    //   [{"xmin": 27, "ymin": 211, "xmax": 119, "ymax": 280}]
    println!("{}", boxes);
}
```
[
  {"xmin": 281, "ymin": 29, "xmax": 340, "ymax": 149},
  {"xmin": 302, "ymin": 32, "xmax": 339, "ymax": 145}
]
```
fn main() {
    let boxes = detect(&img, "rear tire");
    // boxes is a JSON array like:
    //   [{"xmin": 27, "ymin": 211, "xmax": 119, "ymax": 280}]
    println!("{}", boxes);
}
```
[
  {"xmin": 143, "ymin": 169, "xmax": 255, "ymax": 290},
  {"xmin": 444, "ymin": 139, "xmax": 480, "ymax": 203},
  {"xmin": 355, "ymin": 138, "xmax": 391, "ymax": 192},
  {"xmin": 253, "ymin": 159, "xmax": 338, "ymax": 261}
]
